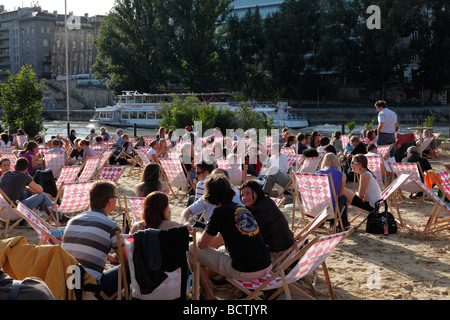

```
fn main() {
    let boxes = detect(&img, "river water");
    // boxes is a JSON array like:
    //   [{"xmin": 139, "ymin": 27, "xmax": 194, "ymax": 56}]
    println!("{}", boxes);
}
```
[{"xmin": 42, "ymin": 120, "xmax": 449, "ymax": 141}]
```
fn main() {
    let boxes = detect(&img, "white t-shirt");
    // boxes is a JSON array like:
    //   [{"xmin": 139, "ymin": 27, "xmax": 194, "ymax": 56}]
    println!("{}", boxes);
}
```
[{"xmin": 378, "ymin": 108, "xmax": 397, "ymax": 134}]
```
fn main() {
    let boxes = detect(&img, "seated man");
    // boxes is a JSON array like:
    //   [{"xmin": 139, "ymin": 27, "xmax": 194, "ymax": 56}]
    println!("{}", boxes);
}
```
[
  {"xmin": 0, "ymin": 158, "xmax": 68, "ymax": 224},
  {"xmin": 402, "ymin": 146, "xmax": 432, "ymax": 198},
  {"xmin": 261, "ymin": 144, "xmax": 290, "ymax": 196},
  {"xmin": 62, "ymin": 180, "xmax": 130, "ymax": 299},
  {"xmin": 186, "ymin": 162, "xmax": 215, "ymax": 207},
  {"xmin": 181, "ymin": 168, "xmax": 245, "ymax": 225},
  {"xmin": 187, "ymin": 175, "xmax": 272, "ymax": 300}
]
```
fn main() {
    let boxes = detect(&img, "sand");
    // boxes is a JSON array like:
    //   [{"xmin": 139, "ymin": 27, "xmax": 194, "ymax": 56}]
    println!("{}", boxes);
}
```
[{"xmin": 2, "ymin": 156, "xmax": 449, "ymax": 300}]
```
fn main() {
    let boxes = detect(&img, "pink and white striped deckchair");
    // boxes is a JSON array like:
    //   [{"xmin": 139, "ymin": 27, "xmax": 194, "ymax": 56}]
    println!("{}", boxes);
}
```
[
  {"xmin": 389, "ymin": 162, "xmax": 423, "ymax": 194},
  {"xmin": 98, "ymin": 167, "xmax": 125, "ymax": 183},
  {"xmin": 297, "ymin": 157, "xmax": 321, "ymax": 174},
  {"xmin": 15, "ymin": 202, "xmax": 62, "ymax": 245},
  {"xmin": 77, "ymin": 158, "xmax": 100, "ymax": 182},
  {"xmin": 281, "ymin": 147, "xmax": 295, "ymax": 157},
  {"xmin": 98, "ymin": 149, "xmax": 114, "ymax": 168},
  {"xmin": 14, "ymin": 135, "xmax": 28, "ymax": 149},
  {"xmin": 227, "ymin": 230, "xmax": 349, "ymax": 300},
  {"xmin": 51, "ymin": 181, "xmax": 93, "ymax": 219},
  {"xmin": 159, "ymin": 158, "xmax": 194, "ymax": 201},
  {"xmin": 56, "ymin": 166, "xmax": 82, "ymax": 190},
  {"xmin": 0, "ymin": 152, "xmax": 18, "ymax": 169},
  {"xmin": 128, "ymin": 149, "xmax": 151, "ymax": 176},
  {"xmin": 122, "ymin": 233, "xmax": 197, "ymax": 300},
  {"xmin": 92, "ymin": 146, "xmax": 105, "ymax": 158},
  {"xmin": 286, "ymin": 154, "xmax": 303, "ymax": 169},
  {"xmin": 376, "ymin": 144, "xmax": 394, "ymax": 159},
  {"xmin": 435, "ymin": 170, "xmax": 450, "ymax": 201},
  {"xmin": 0, "ymin": 146, "xmax": 15, "ymax": 153},
  {"xmin": 291, "ymin": 172, "xmax": 344, "ymax": 232},
  {"xmin": 0, "ymin": 189, "xmax": 19, "ymax": 238},
  {"xmin": 44, "ymin": 151, "xmax": 66, "ymax": 178},
  {"xmin": 216, "ymin": 158, "xmax": 245, "ymax": 186},
  {"xmin": 123, "ymin": 196, "xmax": 145, "ymax": 227},
  {"xmin": 366, "ymin": 155, "xmax": 385, "ymax": 188},
  {"xmin": 411, "ymin": 180, "xmax": 450, "ymax": 234}
]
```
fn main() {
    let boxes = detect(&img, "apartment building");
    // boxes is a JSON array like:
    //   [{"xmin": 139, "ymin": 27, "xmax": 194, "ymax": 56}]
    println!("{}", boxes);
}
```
[{"xmin": 231, "ymin": 0, "xmax": 284, "ymax": 18}]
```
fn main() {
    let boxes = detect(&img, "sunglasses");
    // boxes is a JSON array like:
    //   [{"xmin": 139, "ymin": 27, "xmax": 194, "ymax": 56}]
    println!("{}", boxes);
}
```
[
  {"xmin": 351, "ymin": 161, "xmax": 360, "ymax": 165},
  {"xmin": 196, "ymin": 171, "xmax": 204, "ymax": 175}
]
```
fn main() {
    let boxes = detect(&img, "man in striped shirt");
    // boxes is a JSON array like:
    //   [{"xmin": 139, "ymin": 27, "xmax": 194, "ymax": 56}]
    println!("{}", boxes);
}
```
[{"xmin": 62, "ymin": 180, "xmax": 128, "ymax": 298}]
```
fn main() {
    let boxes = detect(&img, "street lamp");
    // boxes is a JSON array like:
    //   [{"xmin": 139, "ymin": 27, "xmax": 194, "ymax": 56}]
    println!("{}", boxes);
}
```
[{"xmin": 65, "ymin": 0, "xmax": 70, "ymax": 136}]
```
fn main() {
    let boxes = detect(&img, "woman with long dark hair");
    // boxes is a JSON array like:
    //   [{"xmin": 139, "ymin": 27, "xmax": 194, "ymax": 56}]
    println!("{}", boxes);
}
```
[
  {"xmin": 135, "ymin": 163, "xmax": 169, "ymax": 197},
  {"xmin": 130, "ymin": 191, "xmax": 180, "ymax": 233}
]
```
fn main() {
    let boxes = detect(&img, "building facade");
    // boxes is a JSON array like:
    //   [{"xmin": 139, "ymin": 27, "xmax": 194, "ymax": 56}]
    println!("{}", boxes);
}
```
[{"xmin": 231, "ymin": 0, "xmax": 284, "ymax": 18}]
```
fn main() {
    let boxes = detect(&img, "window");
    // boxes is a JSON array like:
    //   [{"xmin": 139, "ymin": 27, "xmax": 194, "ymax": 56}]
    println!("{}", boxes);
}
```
[
  {"xmin": 73, "ymin": 40, "xmax": 76, "ymax": 49},
  {"xmin": 43, "ymin": 39, "xmax": 48, "ymax": 47},
  {"xmin": 56, "ymin": 39, "xmax": 61, "ymax": 48}
]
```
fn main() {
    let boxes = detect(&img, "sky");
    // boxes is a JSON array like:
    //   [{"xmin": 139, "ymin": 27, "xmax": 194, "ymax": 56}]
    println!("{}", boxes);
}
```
[{"xmin": 1, "ymin": 0, "xmax": 116, "ymax": 16}]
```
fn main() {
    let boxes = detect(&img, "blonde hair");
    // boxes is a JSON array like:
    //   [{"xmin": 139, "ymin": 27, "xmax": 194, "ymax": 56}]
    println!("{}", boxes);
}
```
[{"xmin": 320, "ymin": 153, "xmax": 341, "ymax": 171}]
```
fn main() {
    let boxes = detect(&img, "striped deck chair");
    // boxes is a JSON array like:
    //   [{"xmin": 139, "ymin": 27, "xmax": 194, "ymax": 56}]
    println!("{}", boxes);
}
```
[
  {"xmin": 227, "ymin": 230, "xmax": 349, "ymax": 300},
  {"xmin": 291, "ymin": 172, "xmax": 344, "ymax": 233},
  {"xmin": 15, "ymin": 202, "xmax": 62, "ymax": 245},
  {"xmin": 366, "ymin": 155, "xmax": 385, "ymax": 188},
  {"xmin": 0, "ymin": 146, "xmax": 15, "ymax": 153},
  {"xmin": 123, "ymin": 196, "xmax": 145, "ymax": 228},
  {"xmin": 389, "ymin": 162, "xmax": 423, "ymax": 195},
  {"xmin": 341, "ymin": 134, "xmax": 349, "ymax": 148},
  {"xmin": 122, "ymin": 231, "xmax": 199, "ymax": 300},
  {"xmin": 44, "ymin": 151, "xmax": 66, "ymax": 178},
  {"xmin": 92, "ymin": 146, "xmax": 105, "ymax": 158},
  {"xmin": 376, "ymin": 144, "xmax": 394, "ymax": 159},
  {"xmin": 14, "ymin": 135, "xmax": 28, "ymax": 149},
  {"xmin": 139, "ymin": 146, "xmax": 151, "ymax": 153},
  {"xmin": 51, "ymin": 181, "xmax": 93, "ymax": 221},
  {"xmin": 99, "ymin": 149, "xmax": 115, "ymax": 168},
  {"xmin": 56, "ymin": 166, "xmax": 82, "ymax": 190},
  {"xmin": 159, "ymin": 159, "xmax": 194, "ymax": 202},
  {"xmin": 286, "ymin": 154, "xmax": 303, "ymax": 169},
  {"xmin": 216, "ymin": 158, "xmax": 245, "ymax": 186},
  {"xmin": 38, "ymin": 145, "xmax": 49, "ymax": 154},
  {"xmin": 99, "ymin": 167, "xmax": 126, "ymax": 210},
  {"xmin": 0, "ymin": 153, "xmax": 18, "ymax": 169},
  {"xmin": 411, "ymin": 180, "xmax": 450, "ymax": 234},
  {"xmin": 297, "ymin": 157, "xmax": 321, "ymax": 174},
  {"xmin": 435, "ymin": 170, "xmax": 450, "ymax": 201},
  {"xmin": 128, "ymin": 149, "xmax": 151, "ymax": 176},
  {"xmin": 281, "ymin": 147, "xmax": 295, "ymax": 157},
  {"xmin": 77, "ymin": 158, "xmax": 101, "ymax": 182}
]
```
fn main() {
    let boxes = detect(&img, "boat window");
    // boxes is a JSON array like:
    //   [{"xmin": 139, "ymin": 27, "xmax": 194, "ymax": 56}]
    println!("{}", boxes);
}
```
[
  {"xmin": 95, "ymin": 112, "xmax": 99, "ymax": 118},
  {"xmin": 100, "ymin": 112, "xmax": 106, "ymax": 118},
  {"xmin": 138, "ymin": 111, "xmax": 147, "ymax": 119},
  {"xmin": 135, "ymin": 96, "xmax": 143, "ymax": 103},
  {"xmin": 106, "ymin": 112, "xmax": 112, "ymax": 118},
  {"xmin": 148, "ymin": 111, "xmax": 155, "ymax": 119},
  {"xmin": 130, "ymin": 111, "xmax": 138, "ymax": 119},
  {"xmin": 156, "ymin": 111, "xmax": 163, "ymax": 119},
  {"xmin": 122, "ymin": 112, "xmax": 129, "ymax": 119}
]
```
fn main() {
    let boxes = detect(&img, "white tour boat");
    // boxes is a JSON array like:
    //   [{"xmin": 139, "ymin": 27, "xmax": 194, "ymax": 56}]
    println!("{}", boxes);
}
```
[{"xmin": 90, "ymin": 91, "xmax": 309, "ymax": 129}]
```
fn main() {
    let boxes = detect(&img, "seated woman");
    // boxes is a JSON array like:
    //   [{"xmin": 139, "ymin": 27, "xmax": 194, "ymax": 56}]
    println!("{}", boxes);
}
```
[
  {"xmin": 332, "ymin": 131, "xmax": 344, "ymax": 154},
  {"xmin": 135, "ymin": 163, "xmax": 169, "ymax": 197},
  {"xmin": 245, "ymin": 146, "xmax": 262, "ymax": 177},
  {"xmin": 158, "ymin": 139, "xmax": 169, "ymax": 158},
  {"xmin": 240, "ymin": 180, "xmax": 294, "ymax": 262},
  {"xmin": 187, "ymin": 175, "xmax": 272, "ymax": 300},
  {"xmin": 79, "ymin": 139, "xmax": 96, "ymax": 161},
  {"xmin": 146, "ymin": 140, "xmax": 160, "ymax": 163},
  {"xmin": 365, "ymin": 130, "xmax": 377, "ymax": 145},
  {"xmin": 342, "ymin": 154, "xmax": 382, "ymax": 212},
  {"xmin": 130, "ymin": 191, "xmax": 180, "ymax": 233},
  {"xmin": 18, "ymin": 141, "xmax": 43, "ymax": 176},
  {"xmin": 316, "ymin": 153, "xmax": 349, "ymax": 229},
  {"xmin": 114, "ymin": 134, "xmax": 134, "ymax": 164}
]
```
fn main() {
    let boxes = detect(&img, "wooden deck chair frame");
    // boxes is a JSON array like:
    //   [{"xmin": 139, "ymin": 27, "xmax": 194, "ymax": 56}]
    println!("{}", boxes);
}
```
[
  {"xmin": 348, "ymin": 173, "xmax": 413, "ymax": 231},
  {"xmin": 121, "ymin": 230, "xmax": 199, "ymax": 300},
  {"xmin": 411, "ymin": 180, "xmax": 450, "ymax": 234},
  {"xmin": 227, "ymin": 230, "xmax": 349, "ymax": 300},
  {"xmin": 290, "ymin": 172, "xmax": 345, "ymax": 234}
]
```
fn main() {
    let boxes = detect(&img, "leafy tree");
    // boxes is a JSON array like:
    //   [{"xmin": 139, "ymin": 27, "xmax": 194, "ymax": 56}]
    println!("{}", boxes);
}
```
[
  {"xmin": 162, "ymin": 0, "xmax": 232, "ymax": 92},
  {"xmin": 0, "ymin": 65, "xmax": 45, "ymax": 138},
  {"xmin": 93, "ymin": 0, "xmax": 167, "ymax": 95},
  {"xmin": 158, "ymin": 94, "xmax": 200, "ymax": 129},
  {"xmin": 409, "ymin": 1, "xmax": 450, "ymax": 102}
]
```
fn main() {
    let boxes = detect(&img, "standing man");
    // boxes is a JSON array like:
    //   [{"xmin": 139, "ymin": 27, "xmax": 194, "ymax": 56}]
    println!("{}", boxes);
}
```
[{"xmin": 375, "ymin": 100, "xmax": 397, "ymax": 157}]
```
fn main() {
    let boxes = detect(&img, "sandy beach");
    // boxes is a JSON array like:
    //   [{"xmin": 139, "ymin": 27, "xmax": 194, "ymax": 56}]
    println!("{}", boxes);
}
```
[{"xmin": 2, "ymin": 155, "xmax": 449, "ymax": 300}]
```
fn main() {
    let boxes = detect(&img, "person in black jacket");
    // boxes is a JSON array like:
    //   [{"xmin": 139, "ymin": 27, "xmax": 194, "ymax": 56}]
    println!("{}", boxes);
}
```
[
  {"xmin": 401, "ymin": 145, "xmax": 432, "ymax": 198},
  {"xmin": 239, "ymin": 181, "xmax": 294, "ymax": 262}
]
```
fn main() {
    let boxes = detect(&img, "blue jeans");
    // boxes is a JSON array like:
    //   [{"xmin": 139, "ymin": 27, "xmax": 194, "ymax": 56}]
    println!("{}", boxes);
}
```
[
  {"xmin": 377, "ymin": 132, "xmax": 396, "ymax": 157},
  {"xmin": 97, "ymin": 265, "xmax": 130, "ymax": 299},
  {"xmin": 21, "ymin": 193, "xmax": 54, "ymax": 211}
]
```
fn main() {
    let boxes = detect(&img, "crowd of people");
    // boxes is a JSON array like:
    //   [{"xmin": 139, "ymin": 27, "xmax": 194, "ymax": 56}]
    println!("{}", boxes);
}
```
[{"xmin": 0, "ymin": 99, "xmax": 448, "ymax": 300}]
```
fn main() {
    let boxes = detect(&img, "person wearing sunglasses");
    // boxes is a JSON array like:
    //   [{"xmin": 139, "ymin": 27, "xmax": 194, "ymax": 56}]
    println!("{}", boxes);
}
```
[{"xmin": 341, "ymin": 154, "xmax": 382, "ymax": 212}]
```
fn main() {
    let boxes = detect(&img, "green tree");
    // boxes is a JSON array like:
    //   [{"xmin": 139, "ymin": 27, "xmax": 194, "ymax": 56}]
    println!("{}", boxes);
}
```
[
  {"xmin": 0, "ymin": 65, "xmax": 45, "ymax": 138},
  {"xmin": 158, "ymin": 94, "xmax": 200, "ymax": 129},
  {"xmin": 161, "ymin": 0, "xmax": 232, "ymax": 93},
  {"xmin": 93, "ymin": 0, "xmax": 167, "ymax": 95}
]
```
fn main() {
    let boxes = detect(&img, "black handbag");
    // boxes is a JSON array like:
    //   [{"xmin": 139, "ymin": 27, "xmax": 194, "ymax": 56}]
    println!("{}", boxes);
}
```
[{"xmin": 366, "ymin": 200, "xmax": 397, "ymax": 234}]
